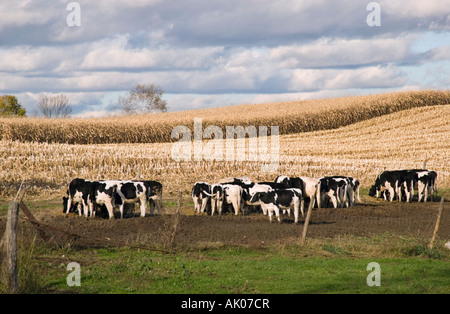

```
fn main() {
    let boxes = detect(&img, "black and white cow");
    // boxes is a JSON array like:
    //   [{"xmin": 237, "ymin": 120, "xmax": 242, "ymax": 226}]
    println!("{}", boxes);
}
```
[
  {"xmin": 208, "ymin": 184, "xmax": 244, "ymax": 216},
  {"xmin": 369, "ymin": 169, "xmax": 437, "ymax": 202},
  {"xmin": 317, "ymin": 176, "xmax": 349, "ymax": 208},
  {"xmin": 63, "ymin": 178, "xmax": 93, "ymax": 217},
  {"xmin": 90, "ymin": 181, "xmax": 117, "ymax": 219},
  {"xmin": 275, "ymin": 175, "xmax": 320, "ymax": 210},
  {"xmin": 113, "ymin": 181, "xmax": 150, "ymax": 218},
  {"xmin": 143, "ymin": 180, "xmax": 163, "ymax": 215},
  {"xmin": 413, "ymin": 170, "xmax": 437, "ymax": 202},
  {"xmin": 250, "ymin": 188, "xmax": 302, "ymax": 223},
  {"xmin": 324, "ymin": 176, "xmax": 360, "ymax": 207},
  {"xmin": 192, "ymin": 182, "xmax": 211, "ymax": 214},
  {"xmin": 369, "ymin": 171, "xmax": 401, "ymax": 202}
]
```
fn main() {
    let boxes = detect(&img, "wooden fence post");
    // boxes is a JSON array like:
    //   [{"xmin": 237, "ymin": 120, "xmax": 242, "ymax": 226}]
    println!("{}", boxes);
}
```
[
  {"xmin": 300, "ymin": 201, "xmax": 314, "ymax": 246},
  {"xmin": 3, "ymin": 202, "xmax": 20, "ymax": 293},
  {"xmin": 428, "ymin": 197, "xmax": 444, "ymax": 249}
]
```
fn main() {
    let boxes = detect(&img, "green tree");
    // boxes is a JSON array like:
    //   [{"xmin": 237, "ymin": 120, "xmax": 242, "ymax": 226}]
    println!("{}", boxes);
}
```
[{"xmin": 0, "ymin": 95, "xmax": 27, "ymax": 117}]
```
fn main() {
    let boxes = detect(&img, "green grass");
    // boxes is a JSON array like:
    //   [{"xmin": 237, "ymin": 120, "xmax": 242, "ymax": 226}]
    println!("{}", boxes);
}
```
[{"xmin": 6, "ymin": 239, "xmax": 446, "ymax": 294}]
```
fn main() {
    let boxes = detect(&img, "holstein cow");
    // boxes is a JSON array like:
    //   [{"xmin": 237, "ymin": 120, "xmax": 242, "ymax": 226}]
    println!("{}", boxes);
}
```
[
  {"xmin": 63, "ymin": 178, "xmax": 93, "ymax": 217},
  {"xmin": 324, "ymin": 176, "xmax": 360, "ymax": 207},
  {"xmin": 207, "ymin": 184, "xmax": 244, "ymax": 216},
  {"xmin": 369, "ymin": 171, "xmax": 401, "ymax": 202},
  {"xmin": 369, "ymin": 169, "xmax": 437, "ymax": 202},
  {"xmin": 191, "ymin": 182, "xmax": 211, "ymax": 214},
  {"xmin": 90, "ymin": 181, "xmax": 117, "ymax": 219},
  {"xmin": 412, "ymin": 169, "xmax": 437, "ymax": 202},
  {"xmin": 113, "ymin": 181, "xmax": 150, "ymax": 218},
  {"xmin": 275, "ymin": 175, "xmax": 320, "ymax": 211},
  {"xmin": 250, "ymin": 188, "xmax": 302, "ymax": 223},
  {"xmin": 216, "ymin": 178, "xmax": 273, "ymax": 214},
  {"xmin": 317, "ymin": 176, "xmax": 348, "ymax": 208},
  {"xmin": 143, "ymin": 180, "xmax": 163, "ymax": 215}
]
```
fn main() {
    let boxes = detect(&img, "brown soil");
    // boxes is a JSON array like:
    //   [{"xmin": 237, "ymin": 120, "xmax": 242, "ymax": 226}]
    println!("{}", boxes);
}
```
[{"xmin": 2, "ymin": 199, "xmax": 448, "ymax": 251}]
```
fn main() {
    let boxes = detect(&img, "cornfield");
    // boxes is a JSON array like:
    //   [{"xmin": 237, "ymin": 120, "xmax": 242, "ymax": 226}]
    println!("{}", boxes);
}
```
[
  {"xmin": 1, "ymin": 90, "xmax": 449, "ymax": 144},
  {"xmin": 1, "ymin": 95, "xmax": 449, "ymax": 198}
]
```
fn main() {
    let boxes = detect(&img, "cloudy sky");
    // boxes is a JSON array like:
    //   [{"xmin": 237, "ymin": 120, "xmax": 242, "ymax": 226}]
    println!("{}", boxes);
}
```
[{"xmin": 1, "ymin": 0, "xmax": 449, "ymax": 117}]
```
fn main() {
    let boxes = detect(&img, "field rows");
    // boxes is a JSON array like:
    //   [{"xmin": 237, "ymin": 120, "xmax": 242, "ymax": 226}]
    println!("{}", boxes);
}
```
[
  {"xmin": 1, "ymin": 90, "xmax": 449, "ymax": 144},
  {"xmin": 1, "ymin": 104, "xmax": 449, "ymax": 198}
]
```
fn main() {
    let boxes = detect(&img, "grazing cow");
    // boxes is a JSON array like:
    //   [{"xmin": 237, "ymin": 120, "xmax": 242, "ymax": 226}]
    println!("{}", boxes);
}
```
[
  {"xmin": 90, "ymin": 181, "xmax": 117, "ymax": 219},
  {"xmin": 143, "ymin": 180, "xmax": 163, "ymax": 215},
  {"xmin": 63, "ymin": 178, "xmax": 93, "ymax": 217},
  {"xmin": 369, "ymin": 171, "xmax": 401, "ymax": 202},
  {"xmin": 112, "ymin": 181, "xmax": 148, "ymax": 218},
  {"xmin": 318, "ymin": 176, "xmax": 349, "ymax": 208},
  {"xmin": 250, "ymin": 188, "xmax": 302, "ymax": 223},
  {"xmin": 191, "ymin": 182, "xmax": 211, "ymax": 214},
  {"xmin": 370, "ymin": 169, "xmax": 437, "ymax": 202}
]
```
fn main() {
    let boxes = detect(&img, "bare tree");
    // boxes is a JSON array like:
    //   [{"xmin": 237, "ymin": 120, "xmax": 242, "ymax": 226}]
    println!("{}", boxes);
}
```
[
  {"xmin": 37, "ymin": 94, "xmax": 72, "ymax": 118},
  {"xmin": 118, "ymin": 83, "xmax": 168, "ymax": 114}
]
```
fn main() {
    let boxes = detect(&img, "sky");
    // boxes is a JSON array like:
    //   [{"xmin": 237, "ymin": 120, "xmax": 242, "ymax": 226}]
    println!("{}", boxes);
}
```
[{"xmin": 0, "ymin": 0, "xmax": 449, "ymax": 118}]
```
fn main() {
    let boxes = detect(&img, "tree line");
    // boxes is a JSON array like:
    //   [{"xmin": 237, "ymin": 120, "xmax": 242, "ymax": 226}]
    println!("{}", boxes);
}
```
[{"xmin": 0, "ymin": 83, "xmax": 167, "ymax": 118}]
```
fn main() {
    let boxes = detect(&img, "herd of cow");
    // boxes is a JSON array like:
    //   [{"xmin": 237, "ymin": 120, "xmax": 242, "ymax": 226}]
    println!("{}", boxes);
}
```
[
  {"xmin": 63, "ymin": 178, "xmax": 163, "ymax": 219},
  {"xmin": 62, "ymin": 168, "xmax": 437, "ymax": 222},
  {"xmin": 192, "ymin": 169, "xmax": 438, "ymax": 223},
  {"xmin": 192, "ymin": 175, "xmax": 360, "ymax": 223}
]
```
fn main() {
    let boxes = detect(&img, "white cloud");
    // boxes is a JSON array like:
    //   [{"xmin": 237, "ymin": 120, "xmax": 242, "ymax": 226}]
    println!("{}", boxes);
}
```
[{"xmin": 0, "ymin": 0, "xmax": 449, "ymax": 117}]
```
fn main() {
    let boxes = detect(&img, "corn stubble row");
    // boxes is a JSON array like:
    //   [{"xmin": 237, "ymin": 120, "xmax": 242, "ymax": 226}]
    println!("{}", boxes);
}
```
[
  {"xmin": 1, "ymin": 103, "xmax": 449, "ymax": 198},
  {"xmin": 1, "ymin": 90, "xmax": 449, "ymax": 144}
]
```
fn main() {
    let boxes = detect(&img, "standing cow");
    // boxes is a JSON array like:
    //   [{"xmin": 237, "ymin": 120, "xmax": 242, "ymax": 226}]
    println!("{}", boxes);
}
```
[
  {"xmin": 250, "ymin": 188, "xmax": 302, "ymax": 223},
  {"xmin": 63, "ymin": 178, "xmax": 93, "ymax": 217},
  {"xmin": 192, "ymin": 182, "xmax": 211, "ymax": 214}
]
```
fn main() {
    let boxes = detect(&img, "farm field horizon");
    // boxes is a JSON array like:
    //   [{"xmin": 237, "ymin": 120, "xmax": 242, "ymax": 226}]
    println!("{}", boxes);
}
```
[
  {"xmin": 1, "ymin": 90, "xmax": 450, "ymax": 295},
  {"xmin": 1, "ymin": 90, "xmax": 449, "ymax": 199}
]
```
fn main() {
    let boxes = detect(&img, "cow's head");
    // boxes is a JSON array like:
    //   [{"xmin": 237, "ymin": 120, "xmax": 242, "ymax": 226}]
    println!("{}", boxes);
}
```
[
  {"xmin": 62, "ymin": 196, "xmax": 68, "ymax": 213},
  {"xmin": 249, "ymin": 192, "xmax": 262, "ymax": 203},
  {"xmin": 368, "ymin": 185, "xmax": 377, "ymax": 197}
]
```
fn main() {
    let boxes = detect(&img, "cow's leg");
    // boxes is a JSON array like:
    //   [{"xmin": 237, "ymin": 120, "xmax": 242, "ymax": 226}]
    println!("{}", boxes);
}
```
[
  {"xmin": 218, "ymin": 200, "xmax": 223, "ymax": 215},
  {"xmin": 192, "ymin": 197, "xmax": 199, "ymax": 214},
  {"xmin": 211, "ymin": 197, "xmax": 216, "ymax": 216},
  {"xmin": 417, "ymin": 181, "xmax": 424, "ymax": 202},
  {"xmin": 105, "ymin": 202, "xmax": 114, "ymax": 219},
  {"xmin": 388, "ymin": 187, "xmax": 395, "ymax": 202},
  {"xmin": 294, "ymin": 198, "xmax": 300, "ymax": 224},
  {"xmin": 201, "ymin": 197, "xmax": 208, "ymax": 214},
  {"xmin": 274, "ymin": 206, "xmax": 281, "ymax": 223},
  {"xmin": 329, "ymin": 192, "xmax": 337, "ymax": 208},
  {"xmin": 300, "ymin": 198, "xmax": 305, "ymax": 217},
  {"xmin": 119, "ymin": 204, "xmax": 125, "ymax": 219},
  {"xmin": 267, "ymin": 206, "xmax": 273, "ymax": 223},
  {"xmin": 65, "ymin": 197, "xmax": 72, "ymax": 215},
  {"xmin": 139, "ymin": 199, "xmax": 146, "ymax": 217},
  {"xmin": 423, "ymin": 182, "xmax": 429, "ymax": 202}
]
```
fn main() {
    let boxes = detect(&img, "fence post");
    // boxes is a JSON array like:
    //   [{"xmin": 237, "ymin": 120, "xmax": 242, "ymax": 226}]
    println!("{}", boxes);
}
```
[
  {"xmin": 300, "ymin": 201, "xmax": 314, "ymax": 246},
  {"xmin": 3, "ymin": 201, "xmax": 20, "ymax": 293},
  {"xmin": 428, "ymin": 197, "xmax": 444, "ymax": 249}
]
